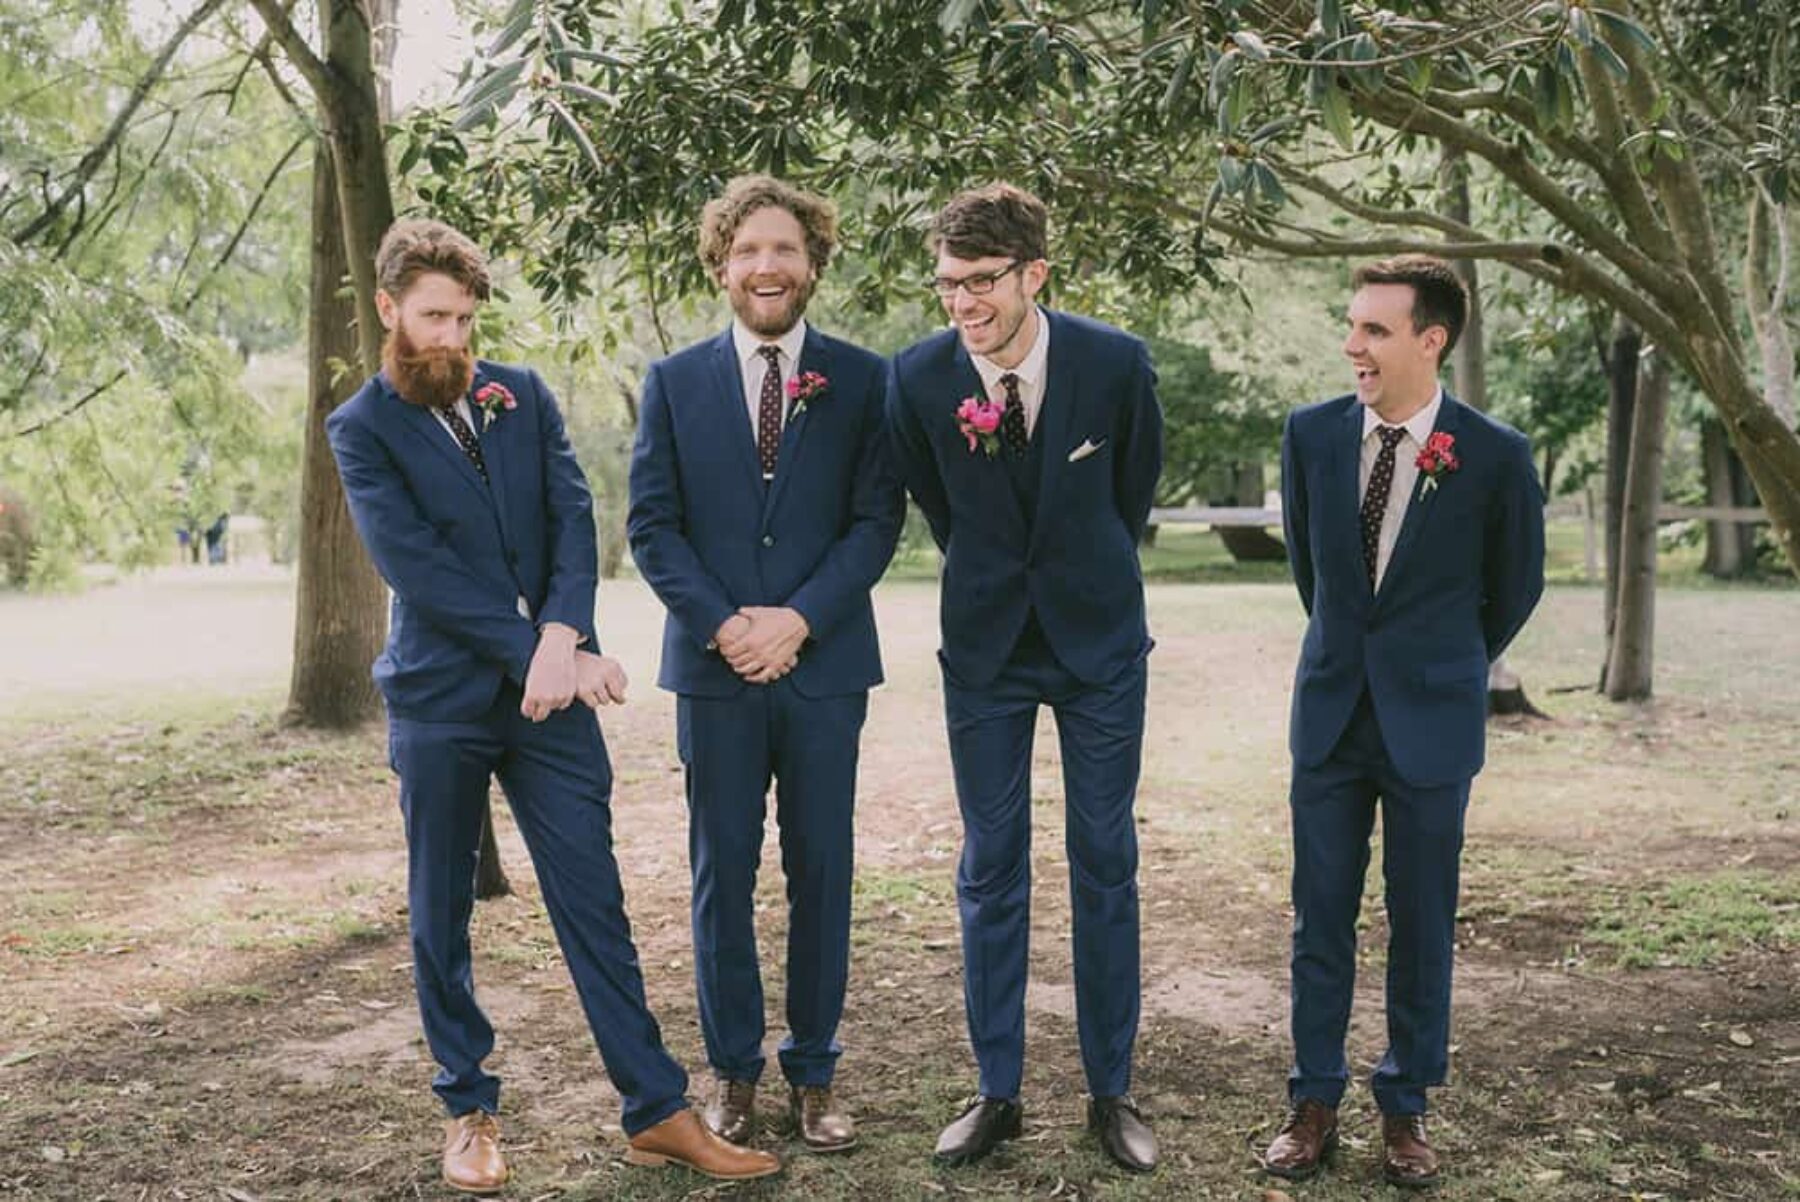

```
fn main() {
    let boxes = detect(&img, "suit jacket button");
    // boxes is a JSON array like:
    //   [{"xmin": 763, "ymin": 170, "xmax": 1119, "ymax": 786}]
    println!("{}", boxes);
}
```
[{"xmin": 761, "ymin": 534, "xmax": 775, "ymax": 547}]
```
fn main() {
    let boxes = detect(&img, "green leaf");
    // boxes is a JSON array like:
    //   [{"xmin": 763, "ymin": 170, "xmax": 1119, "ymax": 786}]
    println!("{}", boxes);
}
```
[
  {"xmin": 1162, "ymin": 47, "xmax": 1195, "ymax": 116},
  {"xmin": 939, "ymin": 0, "xmax": 982, "ymax": 35},
  {"xmin": 1591, "ymin": 8, "xmax": 1657, "ymax": 54},
  {"xmin": 544, "ymin": 97, "xmax": 605, "ymax": 177},
  {"xmin": 1219, "ymin": 154, "xmax": 1248, "ymax": 194},
  {"xmin": 1208, "ymin": 48, "xmax": 1240, "ymax": 112},
  {"xmin": 1319, "ymin": 0, "xmax": 1343, "ymax": 39},
  {"xmin": 552, "ymin": 80, "xmax": 615, "ymax": 108},
  {"xmin": 1401, "ymin": 55, "xmax": 1433, "ymax": 95},
  {"xmin": 459, "ymin": 59, "xmax": 527, "ymax": 116},
  {"xmin": 1318, "ymin": 75, "xmax": 1354, "ymax": 149},
  {"xmin": 1534, "ymin": 61, "xmax": 1561, "ymax": 130},
  {"xmin": 1567, "ymin": 6, "xmax": 1594, "ymax": 48},
  {"xmin": 484, "ymin": 0, "xmax": 536, "ymax": 60},
  {"xmin": 1230, "ymin": 31, "xmax": 1269, "ymax": 61},
  {"xmin": 1586, "ymin": 38, "xmax": 1628, "ymax": 80},
  {"xmin": 1250, "ymin": 161, "xmax": 1287, "ymax": 207}
]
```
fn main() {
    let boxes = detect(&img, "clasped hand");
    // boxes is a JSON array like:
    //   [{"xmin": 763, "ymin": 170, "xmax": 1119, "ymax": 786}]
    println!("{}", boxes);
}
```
[
  {"xmin": 715, "ymin": 606, "xmax": 809, "ymax": 684},
  {"xmin": 521, "ymin": 623, "xmax": 628, "ymax": 720}
]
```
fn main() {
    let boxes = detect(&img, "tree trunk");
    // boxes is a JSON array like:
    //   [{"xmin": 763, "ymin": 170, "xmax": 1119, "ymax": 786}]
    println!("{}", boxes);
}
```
[
  {"xmin": 1600, "ymin": 316, "xmax": 1641, "ymax": 689},
  {"xmin": 1442, "ymin": 144, "xmax": 1541, "ymax": 712},
  {"xmin": 1439, "ymin": 146, "xmax": 1488, "ymax": 413},
  {"xmin": 1604, "ymin": 349, "xmax": 1670, "ymax": 701},
  {"xmin": 282, "ymin": 144, "xmax": 386, "ymax": 728},
  {"xmin": 285, "ymin": 0, "xmax": 397, "ymax": 726},
  {"xmin": 1701, "ymin": 419, "xmax": 1756, "ymax": 578}
]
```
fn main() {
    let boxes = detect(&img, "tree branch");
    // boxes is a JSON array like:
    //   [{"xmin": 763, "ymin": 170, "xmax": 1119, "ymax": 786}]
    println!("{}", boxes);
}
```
[
  {"xmin": 11, "ymin": 0, "xmax": 227, "ymax": 247},
  {"xmin": 4, "ymin": 370, "xmax": 129, "ymax": 439},
  {"xmin": 1355, "ymin": 85, "xmax": 1692, "ymax": 314},
  {"xmin": 1568, "ymin": 50, "xmax": 1668, "ymax": 256},
  {"xmin": 181, "ymin": 131, "xmax": 312, "ymax": 313},
  {"xmin": 245, "ymin": 0, "xmax": 332, "ymax": 100}
]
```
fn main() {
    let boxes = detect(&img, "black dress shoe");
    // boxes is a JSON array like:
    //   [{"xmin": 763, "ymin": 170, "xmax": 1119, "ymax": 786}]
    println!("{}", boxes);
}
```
[
  {"xmin": 932, "ymin": 1096, "xmax": 1022, "ymax": 1166},
  {"xmin": 1088, "ymin": 1095, "xmax": 1157, "ymax": 1173}
]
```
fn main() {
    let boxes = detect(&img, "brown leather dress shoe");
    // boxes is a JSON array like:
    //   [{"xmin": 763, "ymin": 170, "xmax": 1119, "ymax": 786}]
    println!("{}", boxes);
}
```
[
  {"xmin": 1382, "ymin": 1113, "xmax": 1441, "ymax": 1188},
  {"xmin": 1261, "ymin": 1098, "xmax": 1338, "ymax": 1181},
  {"xmin": 790, "ymin": 1084, "xmax": 857, "ymax": 1152},
  {"xmin": 442, "ymin": 1110, "xmax": 508, "ymax": 1195},
  {"xmin": 625, "ymin": 1108, "xmax": 783, "ymax": 1180},
  {"xmin": 701, "ymin": 1077, "xmax": 756, "ymax": 1145}
]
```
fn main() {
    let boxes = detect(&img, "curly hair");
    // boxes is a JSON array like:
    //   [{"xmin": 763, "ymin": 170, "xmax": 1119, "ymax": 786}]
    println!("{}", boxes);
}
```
[
  {"xmin": 374, "ymin": 219, "xmax": 492, "ymax": 302},
  {"xmin": 697, "ymin": 175, "xmax": 838, "ymax": 276}
]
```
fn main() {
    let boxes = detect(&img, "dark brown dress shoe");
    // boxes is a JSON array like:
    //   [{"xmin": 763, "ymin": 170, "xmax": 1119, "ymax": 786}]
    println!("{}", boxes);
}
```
[
  {"xmin": 700, "ymin": 1077, "xmax": 756, "ymax": 1145},
  {"xmin": 1088, "ymin": 1095, "xmax": 1157, "ymax": 1173},
  {"xmin": 625, "ymin": 1108, "xmax": 783, "ymax": 1180},
  {"xmin": 1382, "ymin": 1113, "xmax": 1441, "ymax": 1188},
  {"xmin": 442, "ymin": 1110, "xmax": 508, "ymax": 1195},
  {"xmin": 790, "ymin": 1084, "xmax": 857, "ymax": 1152},
  {"xmin": 932, "ymin": 1096, "xmax": 1022, "ymax": 1166},
  {"xmin": 1261, "ymin": 1098, "xmax": 1338, "ymax": 1181}
]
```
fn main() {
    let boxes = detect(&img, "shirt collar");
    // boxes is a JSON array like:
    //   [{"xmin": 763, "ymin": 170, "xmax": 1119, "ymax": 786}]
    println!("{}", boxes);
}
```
[
  {"xmin": 971, "ymin": 306, "xmax": 1050, "ymax": 392},
  {"xmin": 732, "ymin": 317, "xmax": 808, "ymax": 371},
  {"xmin": 1363, "ymin": 385, "xmax": 1443, "ymax": 445}
]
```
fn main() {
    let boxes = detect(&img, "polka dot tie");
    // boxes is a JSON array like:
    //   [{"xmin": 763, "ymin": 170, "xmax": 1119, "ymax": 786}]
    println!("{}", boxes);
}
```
[
  {"xmin": 756, "ymin": 345, "xmax": 783, "ymax": 479},
  {"xmin": 999, "ymin": 372, "xmax": 1029, "ymax": 456},
  {"xmin": 1360, "ymin": 425, "xmax": 1407, "ymax": 586},
  {"xmin": 438, "ymin": 403, "xmax": 488, "ymax": 483}
]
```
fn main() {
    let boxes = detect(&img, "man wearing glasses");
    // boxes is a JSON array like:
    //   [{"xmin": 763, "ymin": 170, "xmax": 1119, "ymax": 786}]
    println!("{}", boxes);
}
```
[{"xmin": 886, "ymin": 183, "xmax": 1165, "ymax": 1173}]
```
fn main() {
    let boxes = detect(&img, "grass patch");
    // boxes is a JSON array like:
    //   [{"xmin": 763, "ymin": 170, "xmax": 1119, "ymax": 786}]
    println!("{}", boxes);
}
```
[{"xmin": 1587, "ymin": 871, "xmax": 1800, "ymax": 968}]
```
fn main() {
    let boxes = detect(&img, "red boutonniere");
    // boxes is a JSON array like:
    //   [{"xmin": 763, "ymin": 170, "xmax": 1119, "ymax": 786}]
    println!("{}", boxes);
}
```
[
  {"xmin": 955, "ymin": 395, "xmax": 1005, "ymax": 457},
  {"xmin": 474, "ymin": 381, "xmax": 517, "ymax": 425},
  {"xmin": 1416, "ymin": 431, "xmax": 1460, "ymax": 496},
  {"xmin": 785, "ymin": 371, "xmax": 828, "ymax": 415}
]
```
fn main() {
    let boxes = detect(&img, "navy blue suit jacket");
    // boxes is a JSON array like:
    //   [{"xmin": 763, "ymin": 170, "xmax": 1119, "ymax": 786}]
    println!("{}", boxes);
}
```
[
  {"xmin": 887, "ymin": 310, "xmax": 1164, "ymax": 688},
  {"xmin": 627, "ymin": 326, "xmax": 904, "ymax": 699},
  {"xmin": 1280, "ymin": 393, "xmax": 1546, "ymax": 787},
  {"xmin": 327, "ymin": 361, "xmax": 599, "ymax": 722}
]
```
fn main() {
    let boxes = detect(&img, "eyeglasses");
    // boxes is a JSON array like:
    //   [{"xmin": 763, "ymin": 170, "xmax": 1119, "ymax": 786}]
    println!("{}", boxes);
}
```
[{"xmin": 930, "ymin": 261, "xmax": 1022, "ymax": 298}]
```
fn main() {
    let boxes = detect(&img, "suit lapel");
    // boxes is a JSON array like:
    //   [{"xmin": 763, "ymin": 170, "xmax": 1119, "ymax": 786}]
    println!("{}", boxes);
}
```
[
  {"xmin": 708, "ymin": 330, "xmax": 768, "ymax": 500},
  {"xmin": 471, "ymin": 366, "xmax": 513, "ymax": 548},
  {"xmin": 1373, "ymin": 394, "xmax": 1464, "ymax": 607},
  {"xmin": 1028, "ymin": 310, "xmax": 1078, "ymax": 557},
  {"xmin": 387, "ymin": 374, "xmax": 492, "ymax": 501},
  {"xmin": 949, "ymin": 340, "xmax": 1029, "ymax": 539},
  {"xmin": 763, "ymin": 327, "xmax": 828, "ymax": 520},
  {"xmin": 1334, "ymin": 398, "xmax": 1371, "ymax": 600}
]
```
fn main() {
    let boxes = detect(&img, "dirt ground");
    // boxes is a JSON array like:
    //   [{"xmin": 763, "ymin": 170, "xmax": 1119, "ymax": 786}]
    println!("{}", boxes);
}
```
[{"xmin": 1, "ymin": 568, "xmax": 1796, "ymax": 1200}]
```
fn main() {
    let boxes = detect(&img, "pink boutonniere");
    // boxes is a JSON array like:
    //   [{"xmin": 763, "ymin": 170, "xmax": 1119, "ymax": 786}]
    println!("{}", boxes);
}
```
[
  {"xmin": 955, "ymin": 395, "xmax": 1005, "ymax": 458},
  {"xmin": 474, "ymin": 381, "xmax": 517, "ymax": 425},
  {"xmin": 786, "ymin": 371, "xmax": 828, "ymax": 415},
  {"xmin": 1416, "ymin": 431, "xmax": 1460, "ymax": 496}
]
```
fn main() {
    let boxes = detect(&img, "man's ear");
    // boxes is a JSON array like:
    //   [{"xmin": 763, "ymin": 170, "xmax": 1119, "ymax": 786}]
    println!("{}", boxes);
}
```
[
  {"xmin": 1421, "ymin": 323, "xmax": 1448, "ymax": 361},
  {"xmin": 1019, "ymin": 258, "xmax": 1050, "ymax": 299},
  {"xmin": 375, "ymin": 289, "xmax": 398, "ymax": 331}
]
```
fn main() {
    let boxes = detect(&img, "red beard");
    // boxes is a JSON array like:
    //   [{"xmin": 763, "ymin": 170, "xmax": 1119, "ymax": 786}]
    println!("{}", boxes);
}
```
[{"xmin": 384, "ymin": 322, "xmax": 474, "ymax": 410}]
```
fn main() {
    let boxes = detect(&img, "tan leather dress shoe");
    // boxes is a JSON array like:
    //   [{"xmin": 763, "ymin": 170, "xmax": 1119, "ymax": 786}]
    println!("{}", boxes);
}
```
[
  {"xmin": 1382, "ymin": 1113, "xmax": 1441, "ymax": 1188},
  {"xmin": 1262, "ymin": 1098, "xmax": 1337, "ymax": 1181},
  {"xmin": 626, "ymin": 1108, "xmax": 782, "ymax": 1180},
  {"xmin": 701, "ymin": 1077, "xmax": 757, "ymax": 1145},
  {"xmin": 790, "ymin": 1084, "xmax": 856, "ymax": 1152},
  {"xmin": 442, "ymin": 1110, "xmax": 508, "ymax": 1195}
]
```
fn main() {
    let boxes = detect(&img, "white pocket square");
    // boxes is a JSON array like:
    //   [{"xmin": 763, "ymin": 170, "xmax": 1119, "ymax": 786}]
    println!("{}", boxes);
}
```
[{"xmin": 1067, "ymin": 437, "xmax": 1106, "ymax": 463}]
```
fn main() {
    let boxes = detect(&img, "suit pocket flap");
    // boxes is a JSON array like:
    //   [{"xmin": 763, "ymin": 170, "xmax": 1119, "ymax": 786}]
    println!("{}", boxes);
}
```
[{"xmin": 1419, "ymin": 655, "xmax": 1490, "ymax": 686}]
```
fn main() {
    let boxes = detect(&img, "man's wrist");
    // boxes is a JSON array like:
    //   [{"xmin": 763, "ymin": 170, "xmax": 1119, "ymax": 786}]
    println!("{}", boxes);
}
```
[{"xmin": 539, "ymin": 621, "xmax": 582, "ymax": 651}]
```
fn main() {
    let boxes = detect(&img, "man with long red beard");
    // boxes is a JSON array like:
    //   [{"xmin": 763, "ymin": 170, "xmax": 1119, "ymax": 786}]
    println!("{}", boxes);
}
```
[
  {"xmin": 327, "ymin": 219, "xmax": 780, "ymax": 1193},
  {"xmin": 628, "ymin": 177, "xmax": 903, "ymax": 1154}
]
